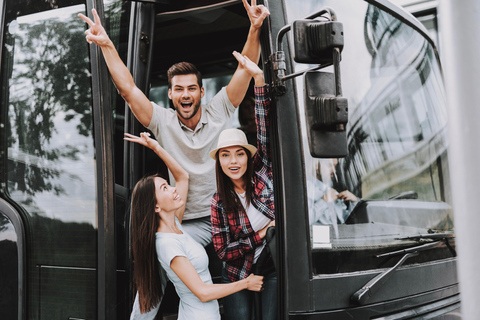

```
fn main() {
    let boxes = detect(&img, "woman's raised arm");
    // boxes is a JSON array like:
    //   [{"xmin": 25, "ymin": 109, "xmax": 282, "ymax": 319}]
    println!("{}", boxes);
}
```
[{"xmin": 124, "ymin": 132, "xmax": 189, "ymax": 222}]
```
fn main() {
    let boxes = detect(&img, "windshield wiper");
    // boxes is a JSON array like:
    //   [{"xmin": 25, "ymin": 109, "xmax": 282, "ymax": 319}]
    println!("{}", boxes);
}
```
[
  {"xmin": 376, "ymin": 240, "xmax": 443, "ymax": 258},
  {"xmin": 351, "ymin": 252, "xmax": 418, "ymax": 305},
  {"xmin": 395, "ymin": 232, "xmax": 456, "ymax": 257},
  {"xmin": 351, "ymin": 238, "xmax": 451, "ymax": 306},
  {"xmin": 395, "ymin": 232, "xmax": 455, "ymax": 241}
]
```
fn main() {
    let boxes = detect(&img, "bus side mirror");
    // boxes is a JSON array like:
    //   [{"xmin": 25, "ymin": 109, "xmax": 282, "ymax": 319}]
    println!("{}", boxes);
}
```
[
  {"xmin": 304, "ymin": 71, "xmax": 347, "ymax": 158},
  {"xmin": 293, "ymin": 19, "xmax": 344, "ymax": 64},
  {"xmin": 270, "ymin": 7, "xmax": 349, "ymax": 158}
]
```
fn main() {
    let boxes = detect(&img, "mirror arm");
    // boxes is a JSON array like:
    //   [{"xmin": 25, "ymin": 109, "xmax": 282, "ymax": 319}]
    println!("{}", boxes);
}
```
[
  {"xmin": 333, "ymin": 47, "xmax": 342, "ymax": 96},
  {"xmin": 280, "ymin": 63, "xmax": 332, "ymax": 82}
]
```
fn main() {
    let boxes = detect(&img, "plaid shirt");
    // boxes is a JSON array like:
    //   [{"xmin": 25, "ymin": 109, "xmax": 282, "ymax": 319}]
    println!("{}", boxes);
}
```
[{"xmin": 211, "ymin": 85, "xmax": 275, "ymax": 282}]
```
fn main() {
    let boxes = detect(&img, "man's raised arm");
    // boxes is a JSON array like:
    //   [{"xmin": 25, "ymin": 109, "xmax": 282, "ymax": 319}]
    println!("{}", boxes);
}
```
[
  {"xmin": 79, "ymin": 9, "xmax": 153, "ymax": 127},
  {"xmin": 226, "ymin": 0, "xmax": 270, "ymax": 107}
]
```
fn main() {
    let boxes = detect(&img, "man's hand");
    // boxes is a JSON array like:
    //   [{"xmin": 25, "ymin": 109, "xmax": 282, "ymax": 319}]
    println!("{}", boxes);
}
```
[
  {"xmin": 78, "ymin": 9, "xmax": 111, "ymax": 47},
  {"xmin": 322, "ymin": 188, "xmax": 338, "ymax": 203},
  {"xmin": 337, "ymin": 190, "xmax": 358, "ymax": 203},
  {"xmin": 242, "ymin": 0, "xmax": 270, "ymax": 30}
]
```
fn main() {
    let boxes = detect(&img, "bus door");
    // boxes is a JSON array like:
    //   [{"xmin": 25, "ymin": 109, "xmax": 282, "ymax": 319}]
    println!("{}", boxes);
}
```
[
  {"xmin": 120, "ymin": 0, "xmax": 271, "ymax": 317},
  {"xmin": 0, "ymin": 0, "xmax": 116, "ymax": 319}
]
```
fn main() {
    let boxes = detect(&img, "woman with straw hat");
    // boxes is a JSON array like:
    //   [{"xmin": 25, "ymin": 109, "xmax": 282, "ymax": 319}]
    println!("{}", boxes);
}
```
[{"xmin": 210, "ymin": 51, "xmax": 276, "ymax": 320}]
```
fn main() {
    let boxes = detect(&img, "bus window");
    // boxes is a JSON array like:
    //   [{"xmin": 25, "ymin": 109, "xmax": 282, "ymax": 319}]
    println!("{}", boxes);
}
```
[
  {"xmin": 1, "ymin": 1, "xmax": 97, "ymax": 318},
  {"xmin": 284, "ymin": 0, "xmax": 453, "ymax": 274}
]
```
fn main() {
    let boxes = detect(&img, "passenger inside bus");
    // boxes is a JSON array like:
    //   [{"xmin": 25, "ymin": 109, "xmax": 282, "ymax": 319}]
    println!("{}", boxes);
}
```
[{"xmin": 308, "ymin": 158, "xmax": 359, "ymax": 225}]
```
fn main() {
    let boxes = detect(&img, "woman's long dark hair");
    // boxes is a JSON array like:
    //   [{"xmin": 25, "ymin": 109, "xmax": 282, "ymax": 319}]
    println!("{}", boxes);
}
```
[
  {"xmin": 131, "ymin": 174, "xmax": 163, "ymax": 313},
  {"xmin": 215, "ymin": 148, "xmax": 254, "ymax": 212}
]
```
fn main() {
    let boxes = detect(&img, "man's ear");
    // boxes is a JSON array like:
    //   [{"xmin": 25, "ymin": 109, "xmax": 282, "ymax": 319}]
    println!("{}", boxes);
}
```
[
  {"xmin": 200, "ymin": 87, "xmax": 205, "ymax": 98},
  {"xmin": 168, "ymin": 88, "xmax": 172, "ymax": 100}
]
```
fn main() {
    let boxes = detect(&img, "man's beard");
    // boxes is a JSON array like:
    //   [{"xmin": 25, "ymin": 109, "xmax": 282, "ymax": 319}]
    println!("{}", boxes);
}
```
[{"xmin": 176, "ymin": 102, "xmax": 201, "ymax": 121}]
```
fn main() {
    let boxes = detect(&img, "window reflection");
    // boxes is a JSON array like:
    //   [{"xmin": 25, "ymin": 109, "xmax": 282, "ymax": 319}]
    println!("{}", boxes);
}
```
[
  {"xmin": 5, "ymin": 5, "xmax": 96, "ymax": 226},
  {"xmin": 1, "ymin": 3, "xmax": 98, "ymax": 317},
  {"xmin": 2, "ymin": 3, "xmax": 97, "ymax": 275},
  {"xmin": 285, "ymin": 0, "xmax": 453, "ymax": 273}
]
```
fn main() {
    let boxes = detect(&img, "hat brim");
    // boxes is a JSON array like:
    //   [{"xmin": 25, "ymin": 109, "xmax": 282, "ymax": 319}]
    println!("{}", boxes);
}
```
[{"xmin": 209, "ymin": 143, "xmax": 257, "ymax": 160}]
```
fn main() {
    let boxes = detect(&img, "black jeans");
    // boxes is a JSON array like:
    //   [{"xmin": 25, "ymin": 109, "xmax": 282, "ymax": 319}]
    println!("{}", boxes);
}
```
[{"xmin": 221, "ymin": 259, "xmax": 277, "ymax": 320}]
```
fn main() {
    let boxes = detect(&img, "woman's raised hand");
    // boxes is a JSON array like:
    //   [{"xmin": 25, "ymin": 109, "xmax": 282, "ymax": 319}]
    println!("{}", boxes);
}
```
[
  {"xmin": 78, "ymin": 9, "xmax": 111, "ymax": 47},
  {"xmin": 233, "ymin": 51, "xmax": 265, "ymax": 86},
  {"xmin": 245, "ymin": 274, "xmax": 264, "ymax": 292},
  {"xmin": 124, "ymin": 132, "xmax": 160, "ymax": 151}
]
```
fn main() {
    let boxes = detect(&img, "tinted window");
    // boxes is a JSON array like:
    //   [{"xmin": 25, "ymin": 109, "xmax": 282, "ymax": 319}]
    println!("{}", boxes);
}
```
[
  {"xmin": 1, "ymin": 1, "xmax": 97, "ymax": 318},
  {"xmin": 284, "ymin": 0, "xmax": 453, "ymax": 274}
]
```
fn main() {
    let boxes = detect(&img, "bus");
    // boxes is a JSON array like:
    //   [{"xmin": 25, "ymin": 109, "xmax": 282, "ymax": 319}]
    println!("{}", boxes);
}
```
[{"xmin": 0, "ymin": 0, "xmax": 460, "ymax": 319}]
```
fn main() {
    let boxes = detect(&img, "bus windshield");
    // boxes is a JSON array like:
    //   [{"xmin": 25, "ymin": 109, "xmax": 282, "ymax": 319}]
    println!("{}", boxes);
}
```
[{"xmin": 285, "ymin": 0, "xmax": 454, "ymax": 274}]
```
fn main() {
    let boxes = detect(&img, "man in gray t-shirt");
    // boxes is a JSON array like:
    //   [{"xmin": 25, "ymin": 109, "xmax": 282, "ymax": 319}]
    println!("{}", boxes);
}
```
[{"xmin": 148, "ymin": 84, "xmax": 236, "ymax": 246}]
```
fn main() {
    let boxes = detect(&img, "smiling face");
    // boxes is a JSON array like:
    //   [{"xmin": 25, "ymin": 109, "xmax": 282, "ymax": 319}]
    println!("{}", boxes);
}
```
[
  {"xmin": 168, "ymin": 74, "xmax": 204, "ymax": 127},
  {"xmin": 154, "ymin": 177, "xmax": 184, "ymax": 213},
  {"xmin": 218, "ymin": 146, "xmax": 249, "ymax": 190}
]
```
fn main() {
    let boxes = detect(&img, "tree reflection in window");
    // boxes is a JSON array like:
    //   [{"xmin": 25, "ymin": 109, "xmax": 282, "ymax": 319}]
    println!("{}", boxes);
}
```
[{"xmin": 4, "ymin": 5, "xmax": 95, "ymax": 225}]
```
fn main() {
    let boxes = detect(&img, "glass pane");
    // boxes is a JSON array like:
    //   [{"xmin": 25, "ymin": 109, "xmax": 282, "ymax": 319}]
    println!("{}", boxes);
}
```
[
  {"xmin": 5, "ymin": 3, "xmax": 96, "ymax": 265},
  {"xmin": 1, "ymin": 1, "xmax": 97, "ymax": 318},
  {"xmin": 284, "ymin": 0, "xmax": 453, "ymax": 274},
  {"xmin": 105, "ymin": 0, "xmax": 129, "ymax": 187}
]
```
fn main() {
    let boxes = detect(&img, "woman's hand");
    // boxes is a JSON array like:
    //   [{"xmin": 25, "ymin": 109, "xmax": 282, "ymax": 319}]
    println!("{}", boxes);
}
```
[
  {"xmin": 124, "ymin": 132, "xmax": 160, "ymax": 151},
  {"xmin": 232, "ymin": 51, "xmax": 265, "ymax": 86},
  {"xmin": 245, "ymin": 274, "xmax": 264, "ymax": 292},
  {"xmin": 258, "ymin": 220, "xmax": 275, "ymax": 239},
  {"xmin": 78, "ymin": 9, "xmax": 111, "ymax": 47}
]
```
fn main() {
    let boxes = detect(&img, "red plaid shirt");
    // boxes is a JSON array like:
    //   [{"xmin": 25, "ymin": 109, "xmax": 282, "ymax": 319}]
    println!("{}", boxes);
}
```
[{"xmin": 211, "ymin": 85, "xmax": 275, "ymax": 282}]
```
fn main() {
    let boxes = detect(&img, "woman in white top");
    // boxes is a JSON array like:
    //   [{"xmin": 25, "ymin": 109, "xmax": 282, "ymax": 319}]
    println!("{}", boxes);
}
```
[{"xmin": 125, "ymin": 132, "xmax": 263, "ymax": 319}]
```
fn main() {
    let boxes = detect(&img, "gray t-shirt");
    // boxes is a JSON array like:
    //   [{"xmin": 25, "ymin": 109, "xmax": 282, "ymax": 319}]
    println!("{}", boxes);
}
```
[
  {"xmin": 156, "ymin": 219, "xmax": 220, "ymax": 320},
  {"xmin": 148, "ymin": 87, "xmax": 236, "ymax": 220}
]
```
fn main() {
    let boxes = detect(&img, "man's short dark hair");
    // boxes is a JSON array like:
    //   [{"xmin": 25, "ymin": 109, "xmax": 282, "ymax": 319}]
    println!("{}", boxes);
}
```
[{"xmin": 167, "ymin": 62, "xmax": 203, "ymax": 89}]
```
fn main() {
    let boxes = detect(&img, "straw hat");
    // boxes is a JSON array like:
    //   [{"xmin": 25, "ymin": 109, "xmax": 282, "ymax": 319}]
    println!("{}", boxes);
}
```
[{"xmin": 209, "ymin": 128, "xmax": 257, "ymax": 159}]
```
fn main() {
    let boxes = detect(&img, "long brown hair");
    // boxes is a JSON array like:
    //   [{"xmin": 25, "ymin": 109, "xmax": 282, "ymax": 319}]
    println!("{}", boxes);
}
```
[
  {"xmin": 215, "ymin": 147, "xmax": 254, "ymax": 213},
  {"xmin": 131, "ymin": 174, "xmax": 163, "ymax": 313}
]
